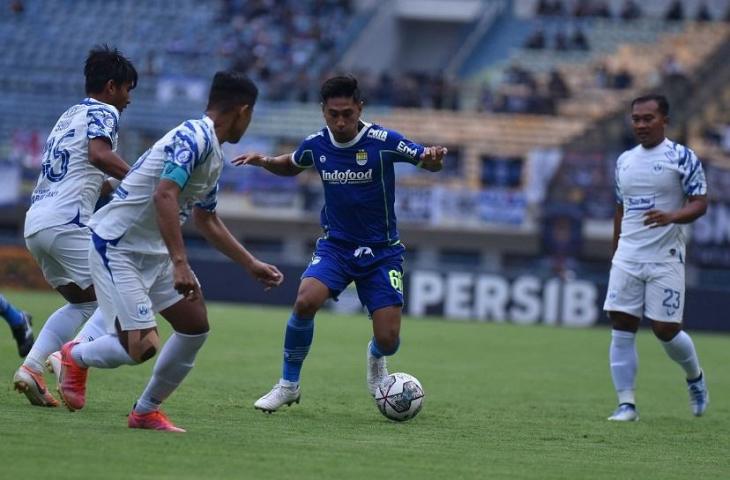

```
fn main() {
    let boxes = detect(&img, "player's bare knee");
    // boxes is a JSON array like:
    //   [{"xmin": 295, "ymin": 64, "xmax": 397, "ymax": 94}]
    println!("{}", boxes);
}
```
[
  {"xmin": 609, "ymin": 311, "xmax": 639, "ymax": 332},
  {"xmin": 176, "ymin": 321, "xmax": 209, "ymax": 336},
  {"xmin": 651, "ymin": 321, "xmax": 680, "ymax": 342},
  {"xmin": 294, "ymin": 294, "xmax": 321, "ymax": 317}
]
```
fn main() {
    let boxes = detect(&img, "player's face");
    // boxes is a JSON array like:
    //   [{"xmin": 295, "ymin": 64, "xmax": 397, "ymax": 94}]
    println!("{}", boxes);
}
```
[
  {"xmin": 631, "ymin": 100, "xmax": 666, "ymax": 148},
  {"xmin": 322, "ymin": 97, "xmax": 362, "ymax": 142},
  {"xmin": 109, "ymin": 80, "xmax": 134, "ymax": 113}
]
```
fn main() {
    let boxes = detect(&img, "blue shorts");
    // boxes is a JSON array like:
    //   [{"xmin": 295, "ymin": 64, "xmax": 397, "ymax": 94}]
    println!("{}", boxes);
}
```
[{"xmin": 302, "ymin": 238, "xmax": 405, "ymax": 315}]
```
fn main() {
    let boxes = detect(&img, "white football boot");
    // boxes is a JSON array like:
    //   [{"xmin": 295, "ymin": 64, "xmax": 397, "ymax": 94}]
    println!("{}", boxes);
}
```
[
  {"xmin": 367, "ymin": 341, "xmax": 388, "ymax": 396},
  {"xmin": 607, "ymin": 403, "xmax": 639, "ymax": 422},
  {"xmin": 687, "ymin": 371, "xmax": 709, "ymax": 417},
  {"xmin": 254, "ymin": 382, "xmax": 301, "ymax": 413}
]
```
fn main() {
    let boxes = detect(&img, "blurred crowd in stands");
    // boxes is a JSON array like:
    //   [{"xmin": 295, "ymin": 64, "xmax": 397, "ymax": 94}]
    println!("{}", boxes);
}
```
[
  {"xmin": 478, "ymin": 66, "xmax": 570, "ymax": 115},
  {"xmin": 534, "ymin": 0, "xmax": 728, "ymax": 22},
  {"xmin": 217, "ymin": 0, "xmax": 354, "ymax": 102}
]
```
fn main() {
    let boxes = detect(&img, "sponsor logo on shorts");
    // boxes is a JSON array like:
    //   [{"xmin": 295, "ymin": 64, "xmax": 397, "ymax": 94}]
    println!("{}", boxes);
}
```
[{"xmin": 137, "ymin": 303, "xmax": 150, "ymax": 317}]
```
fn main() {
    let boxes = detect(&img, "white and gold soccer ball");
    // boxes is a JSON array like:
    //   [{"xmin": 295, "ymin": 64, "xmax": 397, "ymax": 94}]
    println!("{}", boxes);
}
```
[{"xmin": 374, "ymin": 372, "xmax": 424, "ymax": 422}]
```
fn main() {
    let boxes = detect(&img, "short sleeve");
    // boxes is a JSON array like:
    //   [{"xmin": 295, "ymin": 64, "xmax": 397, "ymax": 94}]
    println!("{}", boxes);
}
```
[
  {"xmin": 194, "ymin": 183, "xmax": 219, "ymax": 212},
  {"xmin": 680, "ymin": 148, "xmax": 707, "ymax": 197},
  {"xmin": 87, "ymin": 106, "xmax": 118, "ymax": 144},
  {"xmin": 292, "ymin": 140, "xmax": 315, "ymax": 168},
  {"xmin": 614, "ymin": 153, "xmax": 625, "ymax": 204},
  {"xmin": 384, "ymin": 129, "xmax": 424, "ymax": 166},
  {"xmin": 161, "ymin": 123, "xmax": 205, "ymax": 189}
]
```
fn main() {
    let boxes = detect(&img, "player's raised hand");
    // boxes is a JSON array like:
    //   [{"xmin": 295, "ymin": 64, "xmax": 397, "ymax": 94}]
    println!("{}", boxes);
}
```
[
  {"xmin": 420, "ymin": 146, "xmax": 448, "ymax": 171},
  {"xmin": 644, "ymin": 209, "xmax": 675, "ymax": 228},
  {"xmin": 232, "ymin": 152, "xmax": 268, "ymax": 167},
  {"xmin": 173, "ymin": 262, "xmax": 200, "ymax": 301},
  {"xmin": 248, "ymin": 259, "xmax": 284, "ymax": 291}
]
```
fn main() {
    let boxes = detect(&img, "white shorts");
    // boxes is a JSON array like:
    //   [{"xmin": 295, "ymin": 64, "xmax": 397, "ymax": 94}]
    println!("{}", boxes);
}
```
[
  {"xmin": 89, "ymin": 236, "xmax": 184, "ymax": 333},
  {"xmin": 25, "ymin": 224, "xmax": 93, "ymax": 289},
  {"xmin": 603, "ymin": 259, "xmax": 685, "ymax": 323}
]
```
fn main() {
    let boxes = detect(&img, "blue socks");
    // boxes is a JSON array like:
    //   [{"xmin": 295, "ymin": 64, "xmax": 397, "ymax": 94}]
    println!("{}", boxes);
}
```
[
  {"xmin": 282, "ymin": 313, "xmax": 314, "ymax": 383},
  {"xmin": 0, "ymin": 294, "xmax": 25, "ymax": 328},
  {"xmin": 369, "ymin": 336, "xmax": 400, "ymax": 359}
]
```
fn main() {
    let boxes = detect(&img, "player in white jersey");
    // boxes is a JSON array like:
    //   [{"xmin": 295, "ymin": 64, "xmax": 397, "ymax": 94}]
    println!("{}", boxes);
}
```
[
  {"xmin": 604, "ymin": 95, "xmax": 709, "ymax": 422},
  {"xmin": 13, "ymin": 46, "xmax": 137, "ymax": 407},
  {"xmin": 56, "ymin": 71, "xmax": 283, "ymax": 432}
]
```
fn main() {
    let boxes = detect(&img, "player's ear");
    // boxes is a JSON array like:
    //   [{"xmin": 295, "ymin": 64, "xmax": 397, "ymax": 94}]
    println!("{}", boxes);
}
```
[{"xmin": 104, "ymin": 79, "xmax": 117, "ymax": 95}]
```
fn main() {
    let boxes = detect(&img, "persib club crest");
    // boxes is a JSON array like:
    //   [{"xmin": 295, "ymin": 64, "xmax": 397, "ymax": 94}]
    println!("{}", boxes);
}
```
[{"xmin": 355, "ymin": 149, "xmax": 368, "ymax": 166}]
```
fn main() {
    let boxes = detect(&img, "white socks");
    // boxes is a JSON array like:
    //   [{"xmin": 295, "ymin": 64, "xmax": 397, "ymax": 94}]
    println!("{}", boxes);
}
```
[
  {"xmin": 609, "ymin": 329, "xmax": 637, "ymax": 405},
  {"xmin": 22, "ymin": 301, "xmax": 97, "ymax": 372},
  {"xmin": 73, "ymin": 308, "xmax": 109, "ymax": 343},
  {"xmin": 134, "ymin": 331, "xmax": 208, "ymax": 414},
  {"xmin": 661, "ymin": 331, "xmax": 702, "ymax": 380},
  {"xmin": 72, "ymin": 334, "xmax": 135, "ymax": 369}
]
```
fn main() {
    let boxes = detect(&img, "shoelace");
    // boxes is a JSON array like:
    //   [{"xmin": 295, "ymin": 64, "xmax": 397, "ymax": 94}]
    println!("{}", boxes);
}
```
[{"xmin": 688, "ymin": 383, "xmax": 705, "ymax": 403}]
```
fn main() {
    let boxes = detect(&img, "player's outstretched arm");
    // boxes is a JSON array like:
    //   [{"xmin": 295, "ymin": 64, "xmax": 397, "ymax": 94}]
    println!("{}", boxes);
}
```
[
  {"xmin": 192, "ymin": 208, "xmax": 284, "ymax": 290},
  {"xmin": 419, "ymin": 146, "xmax": 448, "ymax": 172},
  {"xmin": 232, "ymin": 152, "xmax": 303, "ymax": 176},
  {"xmin": 88, "ymin": 137, "xmax": 130, "ymax": 180},
  {"xmin": 154, "ymin": 179, "xmax": 199, "ymax": 300}
]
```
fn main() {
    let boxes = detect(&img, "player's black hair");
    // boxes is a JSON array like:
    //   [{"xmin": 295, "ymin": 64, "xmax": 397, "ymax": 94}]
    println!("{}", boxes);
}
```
[
  {"xmin": 206, "ymin": 71, "xmax": 258, "ymax": 112},
  {"xmin": 84, "ymin": 45, "xmax": 138, "ymax": 94},
  {"xmin": 631, "ymin": 94, "xmax": 669, "ymax": 116},
  {"xmin": 320, "ymin": 75, "xmax": 362, "ymax": 103}
]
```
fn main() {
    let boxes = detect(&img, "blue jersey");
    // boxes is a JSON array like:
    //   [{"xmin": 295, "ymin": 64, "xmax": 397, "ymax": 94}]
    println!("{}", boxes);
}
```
[{"xmin": 292, "ymin": 122, "xmax": 424, "ymax": 246}]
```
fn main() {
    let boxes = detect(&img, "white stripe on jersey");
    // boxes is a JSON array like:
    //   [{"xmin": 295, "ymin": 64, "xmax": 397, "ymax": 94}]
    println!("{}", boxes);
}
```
[
  {"xmin": 614, "ymin": 138, "xmax": 707, "ymax": 263},
  {"xmin": 88, "ymin": 116, "xmax": 223, "ymax": 255},
  {"xmin": 24, "ymin": 98, "xmax": 120, "ymax": 237}
]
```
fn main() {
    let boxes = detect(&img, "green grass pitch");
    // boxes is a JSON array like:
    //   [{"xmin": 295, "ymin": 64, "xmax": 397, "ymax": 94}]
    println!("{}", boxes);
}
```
[{"xmin": 0, "ymin": 290, "xmax": 728, "ymax": 479}]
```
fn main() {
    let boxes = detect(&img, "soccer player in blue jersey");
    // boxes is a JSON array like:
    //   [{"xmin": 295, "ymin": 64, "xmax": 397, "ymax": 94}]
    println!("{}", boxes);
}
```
[
  {"xmin": 234, "ymin": 75, "xmax": 447, "ymax": 412},
  {"xmin": 1, "ymin": 294, "xmax": 33, "ymax": 357}
]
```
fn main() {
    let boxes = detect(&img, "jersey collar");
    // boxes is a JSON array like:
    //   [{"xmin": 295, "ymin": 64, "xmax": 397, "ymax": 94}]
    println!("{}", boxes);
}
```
[
  {"xmin": 639, "ymin": 137, "xmax": 669, "ymax": 152},
  {"xmin": 326, "ymin": 120, "xmax": 372, "ymax": 149},
  {"xmin": 81, "ymin": 97, "xmax": 120, "ymax": 116},
  {"xmin": 201, "ymin": 115, "xmax": 223, "ymax": 159}
]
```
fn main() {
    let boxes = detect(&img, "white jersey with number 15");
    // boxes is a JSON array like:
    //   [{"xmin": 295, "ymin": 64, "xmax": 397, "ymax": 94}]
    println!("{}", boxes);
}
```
[{"xmin": 24, "ymin": 98, "xmax": 119, "ymax": 237}]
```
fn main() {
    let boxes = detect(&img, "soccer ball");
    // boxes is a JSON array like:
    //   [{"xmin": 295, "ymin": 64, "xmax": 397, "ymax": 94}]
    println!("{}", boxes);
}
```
[{"xmin": 374, "ymin": 372, "xmax": 424, "ymax": 422}]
